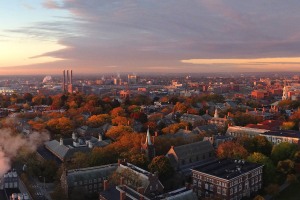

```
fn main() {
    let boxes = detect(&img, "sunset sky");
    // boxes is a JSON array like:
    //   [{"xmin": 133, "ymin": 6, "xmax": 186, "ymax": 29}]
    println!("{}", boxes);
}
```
[{"xmin": 1, "ymin": 0, "xmax": 300, "ymax": 75}]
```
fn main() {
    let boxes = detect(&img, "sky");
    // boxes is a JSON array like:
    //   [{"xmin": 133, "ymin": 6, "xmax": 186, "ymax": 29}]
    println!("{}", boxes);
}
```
[{"xmin": 1, "ymin": 0, "xmax": 300, "ymax": 75}]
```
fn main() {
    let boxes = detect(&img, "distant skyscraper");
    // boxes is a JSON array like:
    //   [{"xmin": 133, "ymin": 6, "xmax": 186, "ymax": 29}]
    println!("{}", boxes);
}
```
[
  {"xmin": 128, "ymin": 74, "xmax": 138, "ymax": 85},
  {"xmin": 62, "ymin": 69, "xmax": 73, "ymax": 93}
]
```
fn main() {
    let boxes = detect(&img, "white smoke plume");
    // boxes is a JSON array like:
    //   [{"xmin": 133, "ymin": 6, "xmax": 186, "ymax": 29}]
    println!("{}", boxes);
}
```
[{"xmin": 0, "ymin": 128, "xmax": 50, "ymax": 177}]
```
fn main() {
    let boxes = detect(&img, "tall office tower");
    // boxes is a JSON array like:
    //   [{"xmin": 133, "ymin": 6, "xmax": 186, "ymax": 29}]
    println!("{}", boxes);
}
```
[
  {"xmin": 62, "ymin": 70, "xmax": 66, "ymax": 93},
  {"xmin": 68, "ymin": 69, "xmax": 73, "ymax": 93}
]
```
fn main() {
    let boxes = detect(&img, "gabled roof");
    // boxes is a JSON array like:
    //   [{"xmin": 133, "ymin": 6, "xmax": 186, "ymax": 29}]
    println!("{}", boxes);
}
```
[
  {"xmin": 66, "ymin": 164, "xmax": 118, "ymax": 187},
  {"xmin": 171, "ymin": 140, "xmax": 214, "ymax": 160}
]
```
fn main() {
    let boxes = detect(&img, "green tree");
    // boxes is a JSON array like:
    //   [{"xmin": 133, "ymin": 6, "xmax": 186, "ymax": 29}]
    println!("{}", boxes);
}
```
[
  {"xmin": 271, "ymin": 142, "xmax": 298, "ymax": 164},
  {"xmin": 148, "ymin": 155, "xmax": 174, "ymax": 180},
  {"xmin": 247, "ymin": 152, "xmax": 276, "ymax": 185}
]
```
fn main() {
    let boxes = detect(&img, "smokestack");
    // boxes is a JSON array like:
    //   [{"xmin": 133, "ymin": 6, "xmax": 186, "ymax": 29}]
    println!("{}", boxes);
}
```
[
  {"xmin": 67, "ymin": 70, "xmax": 69, "ymax": 84},
  {"xmin": 70, "ymin": 70, "xmax": 73, "ymax": 84}
]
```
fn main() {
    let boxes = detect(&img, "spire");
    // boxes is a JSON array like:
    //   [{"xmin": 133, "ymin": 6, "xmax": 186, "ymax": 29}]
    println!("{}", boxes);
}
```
[
  {"xmin": 214, "ymin": 108, "xmax": 219, "ymax": 118},
  {"xmin": 145, "ymin": 127, "xmax": 152, "ymax": 145}
]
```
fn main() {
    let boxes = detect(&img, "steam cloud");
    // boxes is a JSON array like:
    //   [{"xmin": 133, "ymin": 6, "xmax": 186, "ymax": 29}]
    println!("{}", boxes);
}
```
[{"xmin": 0, "ymin": 128, "xmax": 50, "ymax": 177}]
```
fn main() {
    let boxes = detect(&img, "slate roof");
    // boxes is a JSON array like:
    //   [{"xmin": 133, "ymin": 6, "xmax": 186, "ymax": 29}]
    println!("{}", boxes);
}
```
[
  {"xmin": 66, "ymin": 164, "xmax": 118, "ymax": 187},
  {"xmin": 44, "ymin": 139, "xmax": 90, "ymax": 161},
  {"xmin": 172, "ymin": 140, "xmax": 214, "ymax": 160}
]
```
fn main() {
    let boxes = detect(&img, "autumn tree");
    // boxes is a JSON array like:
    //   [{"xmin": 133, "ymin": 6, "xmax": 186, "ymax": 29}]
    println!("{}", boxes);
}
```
[
  {"xmin": 86, "ymin": 114, "xmax": 111, "ymax": 128},
  {"xmin": 148, "ymin": 155, "xmax": 174, "ymax": 180},
  {"xmin": 217, "ymin": 141, "xmax": 248, "ymax": 159},
  {"xmin": 161, "ymin": 122, "xmax": 188, "ymax": 134},
  {"xmin": 111, "ymin": 107, "xmax": 126, "ymax": 118},
  {"xmin": 47, "ymin": 117, "xmax": 74, "ymax": 136},
  {"xmin": 105, "ymin": 125, "xmax": 133, "ymax": 140},
  {"xmin": 112, "ymin": 116, "xmax": 129, "ymax": 126},
  {"xmin": 173, "ymin": 102, "xmax": 188, "ymax": 113}
]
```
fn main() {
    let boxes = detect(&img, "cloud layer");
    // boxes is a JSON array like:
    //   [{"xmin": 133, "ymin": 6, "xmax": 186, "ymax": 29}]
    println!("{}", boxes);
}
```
[{"xmin": 6, "ymin": 0, "xmax": 300, "ymax": 73}]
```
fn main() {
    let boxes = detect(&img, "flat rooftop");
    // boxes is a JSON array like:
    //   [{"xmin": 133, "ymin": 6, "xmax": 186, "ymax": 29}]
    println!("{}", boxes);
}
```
[
  {"xmin": 192, "ymin": 159, "xmax": 262, "ymax": 180},
  {"xmin": 262, "ymin": 130, "xmax": 300, "ymax": 139}
]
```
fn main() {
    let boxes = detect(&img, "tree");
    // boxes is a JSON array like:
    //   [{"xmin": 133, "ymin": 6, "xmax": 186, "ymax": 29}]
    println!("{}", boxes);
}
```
[
  {"xmin": 105, "ymin": 125, "xmax": 133, "ymax": 140},
  {"xmin": 232, "ymin": 112, "xmax": 262, "ymax": 126},
  {"xmin": 110, "ymin": 107, "xmax": 126, "ymax": 118},
  {"xmin": 47, "ymin": 117, "xmax": 73, "ymax": 135},
  {"xmin": 112, "ymin": 116, "xmax": 129, "ymax": 126},
  {"xmin": 247, "ymin": 152, "xmax": 276, "ymax": 185},
  {"xmin": 277, "ymin": 159, "xmax": 295, "ymax": 175},
  {"xmin": 70, "ymin": 152, "xmax": 90, "ymax": 169},
  {"xmin": 216, "ymin": 141, "xmax": 248, "ymax": 159},
  {"xmin": 148, "ymin": 156, "xmax": 174, "ymax": 180},
  {"xmin": 86, "ymin": 114, "xmax": 111, "ymax": 127},
  {"xmin": 281, "ymin": 121, "xmax": 296, "ymax": 130},
  {"xmin": 271, "ymin": 142, "xmax": 298, "ymax": 164},
  {"xmin": 238, "ymin": 136, "xmax": 273, "ymax": 156}
]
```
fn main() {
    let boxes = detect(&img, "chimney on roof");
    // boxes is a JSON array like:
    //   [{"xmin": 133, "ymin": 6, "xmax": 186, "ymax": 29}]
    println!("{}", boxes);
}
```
[
  {"xmin": 120, "ymin": 177, "xmax": 124, "ymax": 185},
  {"xmin": 103, "ymin": 180, "xmax": 109, "ymax": 191},
  {"xmin": 120, "ymin": 191, "xmax": 126, "ymax": 200},
  {"xmin": 137, "ymin": 187, "xmax": 144, "ymax": 195},
  {"xmin": 206, "ymin": 110, "xmax": 209, "ymax": 114},
  {"xmin": 98, "ymin": 134, "xmax": 102, "ymax": 141},
  {"xmin": 60, "ymin": 138, "xmax": 63, "ymax": 145}
]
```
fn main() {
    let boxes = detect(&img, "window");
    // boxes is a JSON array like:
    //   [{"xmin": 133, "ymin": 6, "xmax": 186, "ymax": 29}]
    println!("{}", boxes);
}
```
[
  {"xmin": 205, "ymin": 183, "xmax": 209, "ymax": 190},
  {"xmin": 198, "ymin": 181, "xmax": 201, "ymax": 187},
  {"xmin": 217, "ymin": 187, "xmax": 221, "ymax": 194},
  {"xmin": 239, "ymin": 184, "xmax": 242, "ymax": 191},
  {"xmin": 222, "ymin": 188, "xmax": 226, "ymax": 195},
  {"xmin": 234, "ymin": 186, "xmax": 237, "ymax": 193},
  {"xmin": 156, "ymin": 184, "xmax": 158, "ymax": 190},
  {"xmin": 209, "ymin": 185, "xmax": 214, "ymax": 191},
  {"xmin": 230, "ymin": 188, "xmax": 233, "ymax": 195}
]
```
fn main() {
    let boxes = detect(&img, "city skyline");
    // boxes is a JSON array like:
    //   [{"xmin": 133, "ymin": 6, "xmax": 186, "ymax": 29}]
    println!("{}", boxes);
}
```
[{"xmin": 1, "ymin": 0, "xmax": 300, "ymax": 75}]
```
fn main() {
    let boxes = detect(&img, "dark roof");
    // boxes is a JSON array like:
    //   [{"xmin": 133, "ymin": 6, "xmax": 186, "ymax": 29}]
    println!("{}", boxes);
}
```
[
  {"xmin": 172, "ymin": 140, "xmax": 214, "ymax": 160},
  {"xmin": 262, "ymin": 130, "xmax": 300, "ymax": 139},
  {"xmin": 192, "ymin": 159, "xmax": 263, "ymax": 180},
  {"xmin": 100, "ymin": 186, "xmax": 120, "ymax": 200},
  {"xmin": 66, "ymin": 164, "xmax": 118, "ymax": 187},
  {"xmin": 37, "ymin": 146, "xmax": 62, "ymax": 164},
  {"xmin": 193, "ymin": 124, "xmax": 218, "ymax": 134}
]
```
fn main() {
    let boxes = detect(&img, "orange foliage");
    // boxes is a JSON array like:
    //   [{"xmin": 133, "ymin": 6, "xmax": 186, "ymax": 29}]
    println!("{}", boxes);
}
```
[{"xmin": 217, "ymin": 141, "xmax": 248, "ymax": 159}]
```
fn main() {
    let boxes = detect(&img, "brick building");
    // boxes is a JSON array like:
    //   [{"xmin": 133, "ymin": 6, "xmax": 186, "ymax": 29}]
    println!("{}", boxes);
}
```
[{"xmin": 191, "ymin": 159, "xmax": 263, "ymax": 200}]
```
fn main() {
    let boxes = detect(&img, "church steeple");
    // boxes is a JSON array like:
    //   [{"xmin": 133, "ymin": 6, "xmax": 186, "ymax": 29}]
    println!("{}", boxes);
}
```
[
  {"xmin": 141, "ymin": 127, "xmax": 155, "ymax": 160},
  {"xmin": 145, "ymin": 127, "xmax": 152, "ymax": 145},
  {"xmin": 214, "ymin": 108, "xmax": 219, "ymax": 118}
]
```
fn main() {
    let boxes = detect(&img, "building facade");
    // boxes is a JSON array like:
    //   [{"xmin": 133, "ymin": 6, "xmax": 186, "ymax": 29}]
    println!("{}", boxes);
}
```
[{"xmin": 192, "ymin": 159, "xmax": 263, "ymax": 200}]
